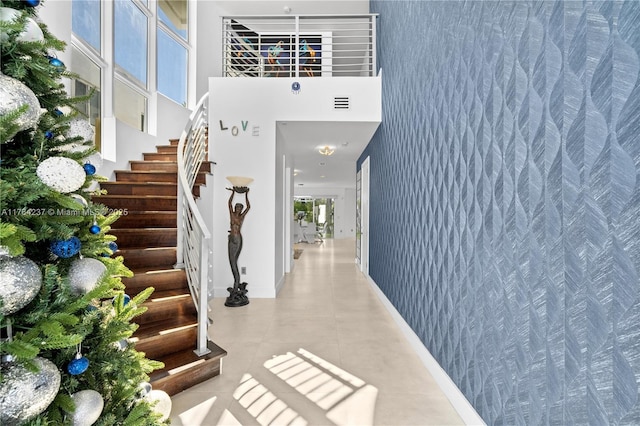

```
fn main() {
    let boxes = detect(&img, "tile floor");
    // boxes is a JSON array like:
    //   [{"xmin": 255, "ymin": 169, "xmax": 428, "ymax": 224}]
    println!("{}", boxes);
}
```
[{"xmin": 169, "ymin": 238, "xmax": 464, "ymax": 426}]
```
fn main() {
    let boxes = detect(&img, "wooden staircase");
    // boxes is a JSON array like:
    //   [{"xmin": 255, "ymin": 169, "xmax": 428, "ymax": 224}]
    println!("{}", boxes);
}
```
[{"xmin": 95, "ymin": 139, "xmax": 226, "ymax": 396}]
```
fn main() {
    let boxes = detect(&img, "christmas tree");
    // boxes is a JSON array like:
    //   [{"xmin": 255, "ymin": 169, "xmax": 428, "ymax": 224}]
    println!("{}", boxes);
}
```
[{"xmin": 0, "ymin": 1, "xmax": 169, "ymax": 424}]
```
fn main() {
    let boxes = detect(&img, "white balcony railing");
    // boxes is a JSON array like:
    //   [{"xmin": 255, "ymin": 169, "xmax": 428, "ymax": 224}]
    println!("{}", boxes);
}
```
[
  {"xmin": 223, "ymin": 14, "xmax": 378, "ymax": 78},
  {"xmin": 176, "ymin": 93, "xmax": 211, "ymax": 356}
]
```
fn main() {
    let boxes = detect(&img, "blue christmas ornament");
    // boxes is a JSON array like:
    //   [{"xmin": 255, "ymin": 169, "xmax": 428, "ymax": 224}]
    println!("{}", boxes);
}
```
[
  {"xmin": 22, "ymin": 0, "xmax": 40, "ymax": 6},
  {"xmin": 108, "ymin": 241, "xmax": 118, "ymax": 252},
  {"xmin": 112, "ymin": 294, "xmax": 131, "ymax": 306},
  {"xmin": 83, "ymin": 163, "xmax": 96, "ymax": 175},
  {"xmin": 45, "ymin": 130, "xmax": 53, "ymax": 139},
  {"xmin": 67, "ymin": 354, "xmax": 89, "ymax": 375},
  {"xmin": 47, "ymin": 56, "xmax": 65, "ymax": 70},
  {"xmin": 89, "ymin": 224, "xmax": 101, "ymax": 234},
  {"xmin": 53, "ymin": 108, "xmax": 63, "ymax": 117},
  {"xmin": 50, "ymin": 236, "xmax": 81, "ymax": 258}
]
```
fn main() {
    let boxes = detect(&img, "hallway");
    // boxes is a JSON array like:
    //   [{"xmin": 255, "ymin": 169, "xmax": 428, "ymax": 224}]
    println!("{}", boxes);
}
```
[{"xmin": 169, "ymin": 239, "xmax": 464, "ymax": 425}]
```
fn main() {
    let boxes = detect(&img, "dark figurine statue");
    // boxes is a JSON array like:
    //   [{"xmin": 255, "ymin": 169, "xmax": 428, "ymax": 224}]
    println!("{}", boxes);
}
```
[{"xmin": 225, "ymin": 186, "xmax": 250, "ymax": 307}]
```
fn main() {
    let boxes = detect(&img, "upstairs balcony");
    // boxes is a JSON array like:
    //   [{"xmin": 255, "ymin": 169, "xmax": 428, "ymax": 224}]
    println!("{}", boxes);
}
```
[{"xmin": 223, "ymin": 14, "xmax": 378, "ymax": 78}]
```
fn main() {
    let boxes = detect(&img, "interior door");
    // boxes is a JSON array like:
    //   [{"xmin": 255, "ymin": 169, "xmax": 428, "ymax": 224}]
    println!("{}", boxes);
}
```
[{"xmin": 361, "ymin": 157, "xmax": 370, "ymax": 276}]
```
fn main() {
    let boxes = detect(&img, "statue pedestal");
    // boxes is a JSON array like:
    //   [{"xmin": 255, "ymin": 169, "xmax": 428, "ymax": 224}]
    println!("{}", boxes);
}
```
[{"xmin": 225, "ymin": 282, "xmax": 249, "ymax": 307}]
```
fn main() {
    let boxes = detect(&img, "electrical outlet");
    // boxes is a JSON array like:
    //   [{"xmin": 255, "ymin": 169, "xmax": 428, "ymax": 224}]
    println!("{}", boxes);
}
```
[{"xmin": 241, "ymin": 267, "xmax": 246, "ymax": 274}]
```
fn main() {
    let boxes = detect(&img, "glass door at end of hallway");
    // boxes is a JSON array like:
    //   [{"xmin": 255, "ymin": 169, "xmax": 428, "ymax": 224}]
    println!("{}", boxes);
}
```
[{"xmin": 294, "ymin": 197, "xmax": 334, "ymax": 242}]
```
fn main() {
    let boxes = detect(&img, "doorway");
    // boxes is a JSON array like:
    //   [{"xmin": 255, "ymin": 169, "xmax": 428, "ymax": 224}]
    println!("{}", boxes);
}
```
[{"xmin": 294, "ymin": 196, "xmax": 334, "ymax": 243}]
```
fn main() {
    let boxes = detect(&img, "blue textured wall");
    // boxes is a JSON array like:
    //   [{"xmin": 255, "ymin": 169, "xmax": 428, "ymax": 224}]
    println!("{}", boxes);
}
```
[{"xmin": 361, "ymin": 1, "xmax": 640, "ymax": 423}]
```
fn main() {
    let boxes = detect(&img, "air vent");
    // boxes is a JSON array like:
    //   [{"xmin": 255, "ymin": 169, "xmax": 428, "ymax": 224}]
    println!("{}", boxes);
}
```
[{"xmin": 334, "ymin": 96, "xmax": 350, "ymax": 109}]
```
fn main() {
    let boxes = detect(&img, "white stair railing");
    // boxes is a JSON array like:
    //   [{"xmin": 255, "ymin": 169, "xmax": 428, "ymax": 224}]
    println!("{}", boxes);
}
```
[
  {"xmin": 223, "ymin": 14, "xmax": 378, "ymax": 78},
  {"xmin": 176, "ymin": 92, "xmax": 211, "ymax": 356}
]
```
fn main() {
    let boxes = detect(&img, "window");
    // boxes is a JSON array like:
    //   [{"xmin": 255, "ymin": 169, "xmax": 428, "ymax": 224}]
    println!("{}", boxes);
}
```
[
  {"xmin": 158, "ymin": 0, "xmax": 187, "ymax": 40},
  {"xmin": 72, "ymin": 0, "xmax": 100, "ymax": 53},
  {"xmin": 157, "ymin": 0, "xmax": 189, "ymax": 106},
  {"xmin": 157, "ymin": 30, "xmax": 187, "ymax": 106},
  {"xmin": 71, "ymin": 45, "xmax": 102, "ymax": 146},
  {"xmin": 115, "ymin": 0, "xmax": 148, "ymax": 86},
  {"xmin": 114, "ymin": 79, "xmax": 147, "ymax": 132},
  {"xmin": 71, "ymin": 0, "xmax": 191, "ymax": 140}
]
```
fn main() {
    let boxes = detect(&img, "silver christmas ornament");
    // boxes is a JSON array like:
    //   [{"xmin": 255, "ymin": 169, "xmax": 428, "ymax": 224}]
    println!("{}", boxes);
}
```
[
  {"xmin": 0, "ymin": 71, "xmax": 42, "ymax": 134},
  {"xmin": 0, "ymin": 357, "xmax": 61, "ymax": 426},
  {"xmin": 0, "ymin": 255, "xmax": 42, "ymax": 315},
  {"xmin": 70, "ymin": 389, "xmax": 104, "ymax": 426},
  {"xmin": 36, "ymin": 157, "xmax": 86, "ymax": 193},
  {"xmin": 69, "ymin": 193, "xmax": 89, "ymax": 208},
  {"xmin": 143, "ymin": 389, "xmax": 172, "ymax": 422},
  {"xmin": 0, "ymin": 7, "xmax": 44, "ymax": 43},
  {"xmin": 67, "ymin": 117, "xmax": 95, "ymax": 143},
  {"xmin": 68, "ymin": 258, "xmax": 107, "ymax": 295}
]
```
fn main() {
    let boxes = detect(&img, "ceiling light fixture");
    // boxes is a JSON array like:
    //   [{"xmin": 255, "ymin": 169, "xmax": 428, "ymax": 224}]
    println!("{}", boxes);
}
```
[{"xmin": 318, "ymin": 145, "xmax": 335, "ymax": 156}]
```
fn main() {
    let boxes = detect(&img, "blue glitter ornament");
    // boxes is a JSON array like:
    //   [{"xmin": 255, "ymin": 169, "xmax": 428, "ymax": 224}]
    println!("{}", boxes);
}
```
[
  {"xmin": 67, "ymin": 354, "xmax": 89, "ymax": 375},
  {"xmin": 108, "ymin": 241, "xmax": 118, "ymax": 252},
  {"xmin": 53, "ymin": 108, "xmax": 63, "ymax": 117},
  {"xmin": 50, "ymin": 236, "xmax": 81, "ymax": 258},
  {"xmin": 112, "ymin": 294, "xmax": 131, "ymax": 306},
  {"xmin": 22, "ymin": 0, "xmax": 40, "ymax": 6},
  {"xmin": 45, "ymin": 130, "xmax": 53, "ymax": 139},
  {"xmin": 48, "ymin": 56, "xmax": 65, "ymax": 70},
  {"xmin": 89, "ymin": 224, "xmax": 101, "ymax": 234},
  {"xmin": 83, "ymin": 163, "xmax": 96, "ymax": 175}
]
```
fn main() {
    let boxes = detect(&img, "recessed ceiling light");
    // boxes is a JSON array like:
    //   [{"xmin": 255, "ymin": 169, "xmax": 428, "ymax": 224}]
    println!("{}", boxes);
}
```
[
  {"xmin": 319, "ymin": 162, "xmax": 326, "ymax": 166},
  {"xmin": 341, "ymin": 141, "xmax": 349, "ymax": 146}
]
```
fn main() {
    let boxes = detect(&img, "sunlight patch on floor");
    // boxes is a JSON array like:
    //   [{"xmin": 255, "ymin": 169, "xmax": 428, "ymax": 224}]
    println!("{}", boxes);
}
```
[
  {"xmin": 221, "ymin": 348, "xmax": 377, "ymax": 425},
  {"xmin": 178, "ymin": 396, "xmax": 217, "ymax": 425}
]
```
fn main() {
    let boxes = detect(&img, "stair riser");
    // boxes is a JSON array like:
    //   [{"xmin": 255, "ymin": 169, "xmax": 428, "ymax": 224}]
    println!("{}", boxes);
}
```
[
  {"xmin": 130, "ymin": 162, "xmax": 211, "ymax": 173},
  {"xmin": 111, "ymin": 213, "xmax": 177, "ymax": 228},
  {"xmin": 114, "ymin": 171, "xmax": 207, "ymax": 185},
  {"xmin": 118, "ymin": 248, "xmax": 177, "ymax": 269},
  {"xmin": 143, "ymin": 153, "xmax": 178, "ymax": 161},
  {"xmin": 96, "ymin": 197, "xmax": 177, "ymax": 211},
  {"xmin": 138, "ymin": 296, "xmax": 196, "ymax": 325},
  {"xmin": 156, "ymin": 145, "xmax": 177, "ymax": 153},
  {"xmin": 134, "ymin": 326, "xmax": 197, "ymax": 360},
  {"xmin": 123, "ymin": 270, "xmax": 187, "ymax": 293},
  {"xmin": 151, "ymin": 359, "xmax": 222, "ymax": 396},
  {"xmin": 111, "ymin": 230, "xmax": 177, "ymax": 248},
  {"xmin": 100, "ymin": 183, "xmax": 177, "ymax": 196},
  {"xmin": 131, "ymin": 162, "xmax": 178, "ymax": 172}
]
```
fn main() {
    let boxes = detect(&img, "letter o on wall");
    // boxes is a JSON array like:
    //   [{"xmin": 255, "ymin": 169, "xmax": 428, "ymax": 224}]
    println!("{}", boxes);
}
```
[{"xmin": 232, "ymin": 126, "xmax": 239, "ymax": 136}]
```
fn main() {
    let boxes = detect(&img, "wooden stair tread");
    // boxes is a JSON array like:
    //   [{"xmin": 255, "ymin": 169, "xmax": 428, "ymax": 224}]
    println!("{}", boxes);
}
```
[
  {"xmin": 149, "ymin": 341, "xmax": 227, "ymax": 381},
  {"xmin": 132, "ymin": 314, "xmax": 197, "ymax": 341}
]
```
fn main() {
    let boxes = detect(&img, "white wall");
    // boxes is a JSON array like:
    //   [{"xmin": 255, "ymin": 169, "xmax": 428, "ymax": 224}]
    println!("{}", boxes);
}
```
[
  {"xmin": 209, "ymin": 76, "xmax": 381, "ymax": 298},
  {"xmin": 98, "ymin": 95, "xmax": 192, "ymax": 179}
]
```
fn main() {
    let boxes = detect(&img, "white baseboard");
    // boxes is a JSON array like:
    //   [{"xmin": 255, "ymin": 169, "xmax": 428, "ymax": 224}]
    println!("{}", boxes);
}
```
[
  {"xmin": 275, "ymin": 275, "xmax": 285, "ymax": 295},
  {"xmin": 366, "ymin": 276, "xmax": 486, "ymax": 426}
]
